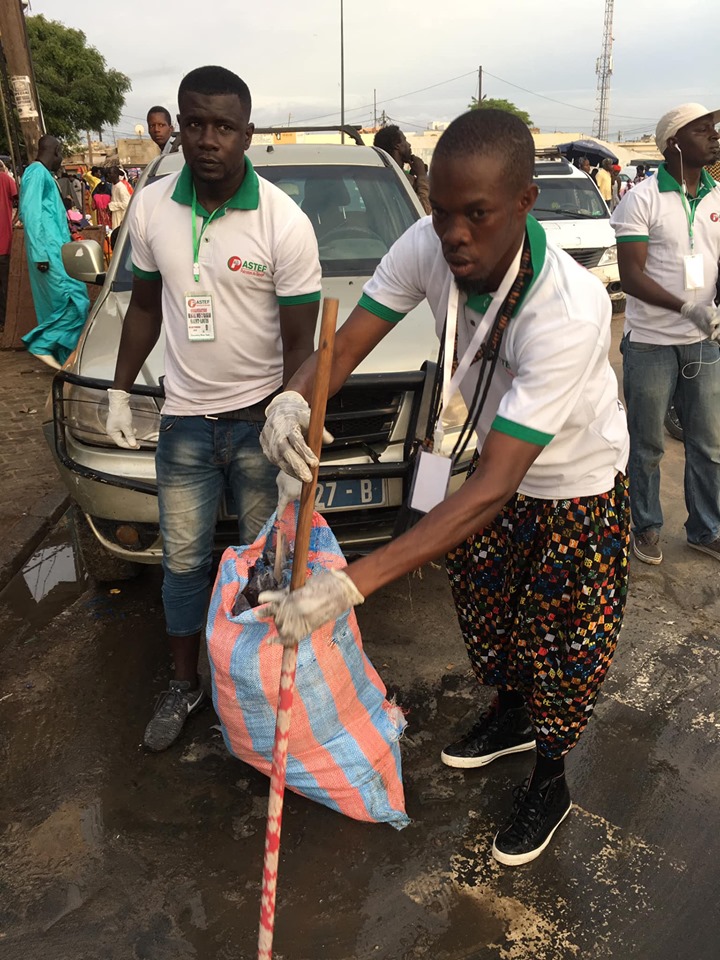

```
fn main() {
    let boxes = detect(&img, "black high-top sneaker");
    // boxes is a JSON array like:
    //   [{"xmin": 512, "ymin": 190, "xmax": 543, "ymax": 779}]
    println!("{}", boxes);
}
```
[
  {"xmin": 492, "ymin": 773, "xmax": 572, "ymax": 866},
  {"xmin": 440, "ymin": 702, "xmax": 536, "ymax": 769}
]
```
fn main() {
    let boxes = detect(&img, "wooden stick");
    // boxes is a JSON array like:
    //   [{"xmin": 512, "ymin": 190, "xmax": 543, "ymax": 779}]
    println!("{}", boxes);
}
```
[
  {"xmin": 273, "ymin": 531, "xmax": 285, "ymax": 584},
  {"xmin": 257, "ymin": 298, "xmax": 338, "ymax": 960}
]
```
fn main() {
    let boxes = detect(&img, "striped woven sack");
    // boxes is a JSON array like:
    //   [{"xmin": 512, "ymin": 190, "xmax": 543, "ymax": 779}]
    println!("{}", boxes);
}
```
[{"xmin": 206, "ymin": 507, "xmax": 410, "ymax": 830}]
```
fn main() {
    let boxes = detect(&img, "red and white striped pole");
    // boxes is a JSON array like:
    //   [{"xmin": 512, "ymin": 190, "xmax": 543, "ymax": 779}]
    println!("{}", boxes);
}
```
[{"xmin": 258, "ymin": 298, "xmax": 338, "ymax": 960}]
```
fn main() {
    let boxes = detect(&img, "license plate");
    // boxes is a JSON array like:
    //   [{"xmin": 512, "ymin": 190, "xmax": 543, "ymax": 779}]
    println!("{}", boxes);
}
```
[{"xmin": 315, "ymin": 478, "xmax": 384, "ymax": 511}]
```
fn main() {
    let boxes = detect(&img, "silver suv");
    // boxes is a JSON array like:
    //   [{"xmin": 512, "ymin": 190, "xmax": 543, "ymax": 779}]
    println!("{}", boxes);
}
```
[{"xmin": 45, "ymin": 133, "xmax": 472, "ymax": 579}]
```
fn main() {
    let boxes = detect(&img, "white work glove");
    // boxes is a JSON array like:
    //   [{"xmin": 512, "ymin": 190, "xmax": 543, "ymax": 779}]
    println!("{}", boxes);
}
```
[
  {"xmin": 680, "ymin": 302, "xmax": 720, "ymax": 340},
  {"xmin": 260, "ymin": 391, "xmax": 333, "ymax": 483},
  {"xmin": 259, "ymin": 569, "xmax": 365, "ymax": 646},
  {"xmin": 106, "ymin": 388, "xmax": 138, "ymax": 448},
  {"xmin": 276, "ymin": 470, "xmax": 302, "ymax": 521}
]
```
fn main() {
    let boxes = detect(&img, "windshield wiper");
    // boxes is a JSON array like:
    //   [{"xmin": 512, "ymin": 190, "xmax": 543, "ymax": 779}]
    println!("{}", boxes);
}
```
[{"xmin": 533, "ymin": 208, "xmax": 604, "ymax": 219}]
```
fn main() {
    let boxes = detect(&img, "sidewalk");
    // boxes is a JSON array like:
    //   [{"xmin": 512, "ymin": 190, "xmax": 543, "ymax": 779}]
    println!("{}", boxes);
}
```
[{"xmin": 0, "ymin": 349, "xmax": 69, "ymax": 590}]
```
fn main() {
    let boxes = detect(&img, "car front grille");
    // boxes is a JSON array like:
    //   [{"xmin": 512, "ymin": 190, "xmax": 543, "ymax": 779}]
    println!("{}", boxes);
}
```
[
  {"xmin": 324, "ymin": 383, "xmax": 403, "ymax": 447},
  {"xmin": 567, "ymin": 248, "xmax": 603, "ymax": 269}
]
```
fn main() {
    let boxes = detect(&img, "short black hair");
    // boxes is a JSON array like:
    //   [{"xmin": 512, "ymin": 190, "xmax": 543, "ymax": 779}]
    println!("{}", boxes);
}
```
[
  {"xmin": 433, "ymin": 109, "xmax": 535, "ymax": 192},
  {"xmin": 374, "ymin": 125, "xmax": 403, "ymax": 153},
  {"xmin": 178, "ymin": 66, "xmax": 252, "ymax": 116},
  {"xmin": 38, "ymin": 133, "xmax": 60, "ymax": 152},
  {"xmin": 147, "ymin": 105, "xmax": 172, "ymax": 124},
  {"xmin": 636, "ymin": 163, "xmax": 645, "ymax": 173}
]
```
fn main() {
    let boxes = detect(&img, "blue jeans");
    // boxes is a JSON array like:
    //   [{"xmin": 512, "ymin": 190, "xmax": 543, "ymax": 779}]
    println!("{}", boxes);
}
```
[
  {"xmin": 156, "ymin": 415, "xmax": 277, "ymax": 636},
  {"xmin": 621, "ymin": 335, "xmax": 720, "ymax": 544}
]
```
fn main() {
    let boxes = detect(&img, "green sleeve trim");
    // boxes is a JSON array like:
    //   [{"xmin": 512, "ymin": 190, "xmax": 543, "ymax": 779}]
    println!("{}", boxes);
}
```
[
  {"xmin": 616, "ymin": 235, "xmax": 649, "ymax": 243},
  {"xmin": 277, "ymin": 291, "xmax": 322, "ymax": 306},
  {"xmin": 358, "ymin": 292, "xmax": 406, "ymax": 324},
  {"xmin": 492, "ymin": 415, "xmax": 553, "ymax": 447},
  {"xmin": 132, "ymin": 263, "xmax": 162, "ymax": 281}
]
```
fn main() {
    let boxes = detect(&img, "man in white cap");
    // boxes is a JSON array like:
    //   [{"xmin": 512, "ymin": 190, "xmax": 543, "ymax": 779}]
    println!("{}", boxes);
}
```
[{"xmin": 611, "ymin": 103, "xmax": 720, "ymax": 564}]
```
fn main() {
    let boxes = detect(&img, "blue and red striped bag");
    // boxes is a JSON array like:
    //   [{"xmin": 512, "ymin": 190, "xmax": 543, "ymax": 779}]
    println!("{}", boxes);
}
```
[{"xmin": 205, "ymin": 508, "xmax": 410, "ymax": 829}]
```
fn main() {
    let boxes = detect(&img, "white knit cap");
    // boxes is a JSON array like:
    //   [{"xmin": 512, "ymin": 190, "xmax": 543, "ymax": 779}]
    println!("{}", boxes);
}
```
[{"xmin": 655, "ymin": 103, "xmax": 720, "ymax": 154}]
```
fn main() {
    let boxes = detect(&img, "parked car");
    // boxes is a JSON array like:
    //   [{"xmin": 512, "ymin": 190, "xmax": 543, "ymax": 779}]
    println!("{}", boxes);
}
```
[
  {"xmin": 44, "ymin": 135, "xmax": 474, "ymax": 580},
  {"xmin": 532, "ymin": 154, "xmax": 625, "ymax": 313}
]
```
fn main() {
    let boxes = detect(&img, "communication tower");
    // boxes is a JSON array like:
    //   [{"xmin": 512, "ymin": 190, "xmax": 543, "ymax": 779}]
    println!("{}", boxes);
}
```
[{"xmin": 593, "ymin": 0, "xmax": 614, "ymax": 141}]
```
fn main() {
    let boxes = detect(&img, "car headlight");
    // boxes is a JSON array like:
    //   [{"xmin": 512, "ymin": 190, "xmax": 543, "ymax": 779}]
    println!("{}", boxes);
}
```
[
  {"xmin": 64, "ymin": 382, "xmax": 161, "ymax": 448},
  {"xmin": 598, "ymin": 245, "xmax": 618, "ymax": 267}
]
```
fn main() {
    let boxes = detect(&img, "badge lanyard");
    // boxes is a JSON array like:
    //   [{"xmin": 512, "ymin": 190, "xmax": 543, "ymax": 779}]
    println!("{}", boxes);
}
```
[
  {"xmin": 191, "ymin": 187, "xmax": 230, "ymax": 283},
  {"xmin": 679, "ymin": 188, "xmax": 697, "ymax": 255},
  {"xmin": 433, "ymin": 244, "xmax": 523, "ymax": 453}
]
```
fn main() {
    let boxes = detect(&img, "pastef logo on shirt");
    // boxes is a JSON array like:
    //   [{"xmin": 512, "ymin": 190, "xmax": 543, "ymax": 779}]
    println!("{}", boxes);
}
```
[
  {"xmin": 710, "ymin": 213, "xmax": 720, "ymax": 223},
  {"xmin": 227, "ymin": 255, "xmax": 269, "ymax": 276}
]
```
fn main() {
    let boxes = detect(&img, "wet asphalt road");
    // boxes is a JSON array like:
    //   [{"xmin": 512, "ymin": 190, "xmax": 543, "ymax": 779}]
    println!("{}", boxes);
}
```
[{"xmin": 2, "ymin": 330, "xmax": 720, "ymax": 959}]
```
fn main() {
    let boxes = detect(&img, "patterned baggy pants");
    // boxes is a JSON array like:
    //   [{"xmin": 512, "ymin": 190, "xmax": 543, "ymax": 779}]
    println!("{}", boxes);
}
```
[{"xmin": 446, "ymin": 470, "xmax": 630, "ymax": 759}]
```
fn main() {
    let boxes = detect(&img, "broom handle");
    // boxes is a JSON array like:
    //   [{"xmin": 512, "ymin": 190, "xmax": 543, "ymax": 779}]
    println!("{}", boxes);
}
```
[{"xmin": 258, "ymin": 298, "xmax": 338, "ymax": 960}]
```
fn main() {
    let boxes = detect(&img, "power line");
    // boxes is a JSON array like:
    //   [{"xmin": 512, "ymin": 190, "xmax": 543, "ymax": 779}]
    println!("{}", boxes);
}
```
[
  {"xmin": 291, "ymin": 70, "xmax": 477, "ymax": 125},
  {"xmin": 482, "ymin": 68, "xmax": 656, "ymax": 123}
]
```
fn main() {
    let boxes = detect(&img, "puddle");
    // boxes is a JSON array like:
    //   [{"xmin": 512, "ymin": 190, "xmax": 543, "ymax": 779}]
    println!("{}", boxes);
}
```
[{"xmin": 0, "ymin": 512, "xmax": 87, "ymax": 635}]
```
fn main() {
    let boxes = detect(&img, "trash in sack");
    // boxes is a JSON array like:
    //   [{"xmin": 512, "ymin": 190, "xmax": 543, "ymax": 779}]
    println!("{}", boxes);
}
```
[{"xmin": 206, "ymin": 505, "xmax": 410, "ymax": 829}]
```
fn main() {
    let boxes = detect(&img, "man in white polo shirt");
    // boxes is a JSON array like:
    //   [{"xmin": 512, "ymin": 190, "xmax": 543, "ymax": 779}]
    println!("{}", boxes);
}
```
[
  {"xmin": 259, "ymin": 109, "xmax": 630, "ymax": 866},
  {"xmin": 105, "ymin": 65, "xmax": 321, "ymax": 751},
  {"xmin": 611, "ymin": 103, "xmax": 720, "ymax": 565}
]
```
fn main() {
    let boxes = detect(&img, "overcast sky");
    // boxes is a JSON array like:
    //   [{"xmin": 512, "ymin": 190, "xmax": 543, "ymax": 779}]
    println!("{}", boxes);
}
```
[{"xmin": 27, "ymin": 0, "xmax": 718, "ymax": 141}]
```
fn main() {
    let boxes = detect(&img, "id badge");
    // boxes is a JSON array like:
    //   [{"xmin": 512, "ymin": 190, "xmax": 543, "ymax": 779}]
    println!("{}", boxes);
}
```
[
  {"xmin": 185, "ymin": 293, "xmax": 215, "ymax": 341},
  {"xmin": 408, "ymin": 450, "xmax": 452, "ymax": 514},
  {"xmin": 683, "ymin": 254, "xmax": 705, "ymax": 291}
]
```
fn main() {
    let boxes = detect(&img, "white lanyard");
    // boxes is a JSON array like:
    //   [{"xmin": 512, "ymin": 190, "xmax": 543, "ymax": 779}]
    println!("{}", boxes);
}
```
[{"xmin": 433, "ymin": 244, "xmax": 523, "ymax": 451}]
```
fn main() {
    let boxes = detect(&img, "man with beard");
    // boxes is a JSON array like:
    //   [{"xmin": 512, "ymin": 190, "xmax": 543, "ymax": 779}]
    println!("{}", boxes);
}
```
[
  {"xmin": 105, "ymin": 66, "xmax": 321, "ymax": 751},
  {"xmin": 260, "ymin": 109, "xmax": 630, "ymax": 866},
  {"xmin": 611, "ymin": 103, "xmax": 720, "ymax": 564}
]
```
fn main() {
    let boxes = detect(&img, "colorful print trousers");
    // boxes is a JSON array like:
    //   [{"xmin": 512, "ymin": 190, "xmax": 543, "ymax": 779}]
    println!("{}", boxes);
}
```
[{"xmin": 446, "ymin": 470, "xmax": 630, "ymax": 759}]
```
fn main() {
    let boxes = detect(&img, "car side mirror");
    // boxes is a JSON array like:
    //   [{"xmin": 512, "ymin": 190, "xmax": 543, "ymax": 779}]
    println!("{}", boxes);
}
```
[{"xmin": 61, "ymin": 240, "xmax": 106, "ymax": 285}]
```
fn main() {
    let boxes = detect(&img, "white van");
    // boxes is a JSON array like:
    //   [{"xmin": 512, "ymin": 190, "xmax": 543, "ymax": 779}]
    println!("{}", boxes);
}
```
[{"xmin": 533, "ymin": 155, "xmax": 624, "ymax": 312}]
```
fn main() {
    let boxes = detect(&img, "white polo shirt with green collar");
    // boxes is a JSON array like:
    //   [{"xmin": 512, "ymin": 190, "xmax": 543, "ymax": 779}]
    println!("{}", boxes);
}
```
[
  {"xmin": 610, "ymin": 163, "xmax": 720, "ymax": 345},
  {"xmin": 129, "ymin": 157, "xmax": 321, "ymax": 416},
  {"xmin": 360, "ymin": 215, "xmax": 628, "ymax": 499}
]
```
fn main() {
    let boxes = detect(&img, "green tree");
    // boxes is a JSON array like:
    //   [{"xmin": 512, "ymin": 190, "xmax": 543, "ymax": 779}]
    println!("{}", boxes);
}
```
[
  {"xmin": 468, "ymin": 97, "xmax": 533, "ymax": 127},
  {"xmin": 26, "ymin": 15, "xmax": 131, "ymax": 146}
]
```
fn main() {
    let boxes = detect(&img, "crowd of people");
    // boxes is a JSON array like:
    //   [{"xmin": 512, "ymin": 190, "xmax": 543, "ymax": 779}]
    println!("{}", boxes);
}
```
[
  {"xmin": 94, "ymin": 64, "xmax": 720, "ymax": 869},
  {"xmin": 3, "ymin": 68, "xmax": 719, "ymax": 868},
  {"xmin": 0, "ymin": 115, "xmax": 165, "ymax": 365}
]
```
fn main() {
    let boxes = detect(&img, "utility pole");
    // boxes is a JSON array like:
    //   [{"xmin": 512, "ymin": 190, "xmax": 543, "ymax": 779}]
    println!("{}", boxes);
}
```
[
  {"xmin": 340, "ymin": 0, "xmax": 345, "ymax": 143},
  {"xmin": 478, "ymin": 65, "xmax": 483, "ymax": 104},
  {"xmin": 592, "ymin": 0, "xmax": 614, "ymax": 141},
  {"xmin": 0, "ymin": 0, "xmax": 44, "ymax": 163},
  {"xmin": 373, "ymin": 88, "xmax": 377, "ymax": 130}
]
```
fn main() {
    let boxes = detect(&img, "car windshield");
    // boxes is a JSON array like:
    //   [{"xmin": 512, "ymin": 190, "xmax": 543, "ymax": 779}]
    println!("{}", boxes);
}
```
[
  {"xmin": 111, "ymin": 163, "xmax": 419, "ymax": 290},
  {"xmin": 532, "ymin": 179, "xmax": 609, "ymax": 221},
  {"xmin": 257, "ymin": 165, "xmax": 419, "ymax": 277}
]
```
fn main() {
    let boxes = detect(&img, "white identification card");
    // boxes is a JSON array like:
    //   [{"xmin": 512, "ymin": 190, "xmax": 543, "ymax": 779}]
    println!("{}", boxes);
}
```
[
  {"xmin": 683, "ymin": 254, "xmax": 705, "ymax": 291},
  {"xmin": 408, "ymin": 450, "xmax": 453, "ymax": 514},
  {"xmin": 185, "ymin": 293, "xmax": 215, "ymax": 341}
]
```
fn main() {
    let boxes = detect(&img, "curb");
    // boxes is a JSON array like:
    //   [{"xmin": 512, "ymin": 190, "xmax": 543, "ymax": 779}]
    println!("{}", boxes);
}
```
[{"xmin": 0, "ymin": 487, "xmax": 70, "ymax": 594}]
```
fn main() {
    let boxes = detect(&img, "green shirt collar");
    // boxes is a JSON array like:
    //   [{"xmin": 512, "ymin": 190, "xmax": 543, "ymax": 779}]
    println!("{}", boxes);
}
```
[
  {"xmin": 465, "ymin": 215, "xmax": 545, "ymax": 316},
  {"xmin": 171, "ymin": 155, "xmax": 260, "ymax": 215},
  {"xmin": 657, "ymin": 161, "xmax": 715, "ymax": 200}
]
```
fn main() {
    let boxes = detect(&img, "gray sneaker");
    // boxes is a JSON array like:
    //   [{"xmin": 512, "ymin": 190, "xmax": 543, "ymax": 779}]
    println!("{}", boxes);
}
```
[
  {"xmin": 688, "ymin": 537, "xmax": 720, "ymax": 560},
  {"xmin": 143, "ymin": 680, "xmax": 207, "ymax": 752},
  {"xmin": 633, "ymin": 530, "xmax": 662, "ymax": 565}
]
